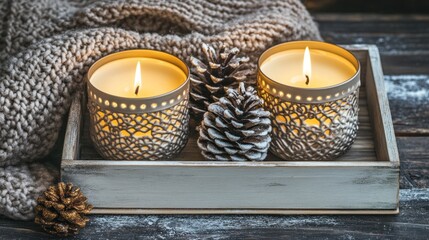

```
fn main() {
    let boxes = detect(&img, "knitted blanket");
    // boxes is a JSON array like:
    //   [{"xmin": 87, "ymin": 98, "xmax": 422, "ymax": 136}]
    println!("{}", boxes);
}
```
[{"xmin": 0, "ymin": 0, "xmax": 321, "ymax": 220}]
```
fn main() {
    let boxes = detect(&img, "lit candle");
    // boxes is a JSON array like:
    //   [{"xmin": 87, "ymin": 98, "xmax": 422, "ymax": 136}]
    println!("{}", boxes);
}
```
[
  {"xmin": 90, "ymin": 57, "xmax": 187, "ymax": 98},
  {"xmin": 87, "ymin": 50, "xmax": 190, "ymax": 160},
  {"xmin": 260, "ymin": 47, "xmax": 357, "ymax": 88},
  {"xmin": 257, "ymin": 41, "xmax": 361, "ymax": 161}
]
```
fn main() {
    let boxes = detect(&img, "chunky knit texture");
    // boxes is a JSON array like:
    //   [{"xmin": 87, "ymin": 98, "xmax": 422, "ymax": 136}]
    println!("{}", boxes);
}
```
[
  {"xmin": 0, "ymin": 164, "xmax": 56, "ymax": 220},
  {"xmin": 0, "ymin": 0, "xmax": 321, "ymax": 219}
]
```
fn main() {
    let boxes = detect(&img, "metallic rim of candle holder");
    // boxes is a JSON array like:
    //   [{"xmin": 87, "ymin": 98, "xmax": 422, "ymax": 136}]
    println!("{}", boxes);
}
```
[
  {"xmin": 258, "ymin": 41, "xmax": 361, "ymax": 104},
  {"xmin": 86, "ymin": 49, "xmax": 190, "ymax": 160},
  {"xmin": 87, "ymin": 49, "xmax": 190, "ymax": 114},
  {"xmin": 257, "ymin": 41, "xmax": 361, "ymax": 161}
]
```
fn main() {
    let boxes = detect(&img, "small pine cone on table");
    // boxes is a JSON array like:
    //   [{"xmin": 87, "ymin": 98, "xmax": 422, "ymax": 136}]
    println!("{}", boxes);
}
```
[
  {"xmin": 190, "ymin": 43, "xmax": 253, "ymax": 120},
  {"xmin": 198, "ymin": 83, "xmax": 272, "ymax": 161},
  {"xmin": 34, "ymin": 182, "xmax": 93, "ymax": 237}
]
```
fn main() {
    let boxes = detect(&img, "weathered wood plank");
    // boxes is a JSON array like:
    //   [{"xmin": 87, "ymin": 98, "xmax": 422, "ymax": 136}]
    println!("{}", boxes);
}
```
[
  {"xmin": 321, "ymin": 21, "xmax": 429, "ymax": 36},
  {"xmin": 386, "ymin": 75, "xmax": 429, "ymax": 135},
  {"xmin": 90, "ymin": 208, "xmax": 399, "ymax": 215},
  {"xmin": 381, "ymin": 55, "xmax": 429, "ymax": 75},
  {"xmin": 316, "ymin": 15, "xmax": 429, "ymax": 76},
  {"xmin": 314, "ymin": 14, "xmax": 429, "ymax": 135},
  {"xmin": 315, "ymin": 14, "xmax": 429, "ymax": 32},
  {"xmin": 62, "ymin": 94, "xmax": 81, "ymax": 161},
  {"xmin": 397, "ymin": 137, "xmax": 429, "ymax": 189},
  {"xmin": 366, "ymin": 45, "xmax": 399, "ymax": 165},
  {"xmin": 365, "ymin": 46, "xmax": 399, "ymax": 164},
  {"xmin": 323, "ymin": 33, "xmax": 429, "ymax": 55},
  {"xmin": 0, "ymin": 189, "xmax": 427, "ymax": 240},
  {"xmin": 62, "ymin": 162, "xmax": 398, "ymax": 210},
  {"xmin": 314, "ymin": 14, "xmax": 429, "ymax": 22}
]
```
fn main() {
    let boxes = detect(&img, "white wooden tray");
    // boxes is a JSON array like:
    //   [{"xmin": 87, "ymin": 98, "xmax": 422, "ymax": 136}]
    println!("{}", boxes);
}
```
[{"xmin": 61, "ymin": 45, "xmax": 400, "ymax": 215}]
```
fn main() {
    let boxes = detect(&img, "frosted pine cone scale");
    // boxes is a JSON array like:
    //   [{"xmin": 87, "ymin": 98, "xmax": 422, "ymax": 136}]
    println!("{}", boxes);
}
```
[
  {"xmin": 190, "ymin": 43, "xmax": 253, "ymax": 120},
  {"xmin": 198, "ymin": 83, "xmax": 272, "ymax": 161}
]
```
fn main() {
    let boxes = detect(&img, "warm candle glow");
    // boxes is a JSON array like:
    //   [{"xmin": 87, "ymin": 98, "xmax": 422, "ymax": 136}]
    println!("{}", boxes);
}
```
[
  {"xmin": 260, "ymin": 49, "xmax": 356, "ymax": 88},
  {"xmin": 303, "ymin": 46, "xmax": 311, "ymax": 85},
  {"xmin": 134, "ymin": 61, "xmax": 142, "ymax": 95},
  {"xmin": 87, "ymin": 50, "xmax": 191, "ymax": 160},
  {"xmin": 257, "ymin": 41, "xmax": 361, "ymax": 161},
  {"xmin": 90, "ymin": 57, "xmax": 186, "ymax": 98}
]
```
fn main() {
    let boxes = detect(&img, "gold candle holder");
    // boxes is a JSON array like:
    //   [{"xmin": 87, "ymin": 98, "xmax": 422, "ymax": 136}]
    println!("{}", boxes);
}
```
[
  {"xmin": 257, "ymin": 41, "xmax": 361, "ymax": 161},
  {"xmin": 86, "ymin": 50, "xmax": 190, "ymax": 160}
]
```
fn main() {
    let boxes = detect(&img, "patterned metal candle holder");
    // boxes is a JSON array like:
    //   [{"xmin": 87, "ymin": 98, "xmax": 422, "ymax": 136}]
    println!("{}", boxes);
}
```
[
  {"xmin": 257, "ymin": 41, "xmax": 361, "ymax": 161},
  {"xmin": 87, "ymin": 50, "xmax": 190, "ymax": 160}
]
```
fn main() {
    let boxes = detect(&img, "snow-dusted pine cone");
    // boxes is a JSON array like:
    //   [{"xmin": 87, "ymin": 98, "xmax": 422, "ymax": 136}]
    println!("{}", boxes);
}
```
[
  {"xmin": 198, "ymin": 83, "xmax": 272, "ymax": 161},
  {"xmin": 190, "ymin": 43, "xmax": 253, "ymax": 119}
]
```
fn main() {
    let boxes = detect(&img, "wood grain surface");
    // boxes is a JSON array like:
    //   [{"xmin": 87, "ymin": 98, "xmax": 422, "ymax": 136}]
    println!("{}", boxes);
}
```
[{"xmin": 1, "ymin": 13, "xmax": 429, "ymax": 239}]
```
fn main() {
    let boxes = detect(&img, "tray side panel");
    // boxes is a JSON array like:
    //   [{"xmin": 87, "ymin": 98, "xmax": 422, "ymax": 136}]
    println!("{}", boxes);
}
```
[
  {"xmin": 365, "ymin": 46, "xmax": 400, "ymax": 166},
  {"xmin": 62, "ymin": 94, "xmax": 82, "ymax": 161},
  {"xmin": 62, "ymin": 163, "xmax": 399, "ymax": 210},
  {"xmin": 90, "ymin": 208, "xmax": 399, "ymax": 215}
]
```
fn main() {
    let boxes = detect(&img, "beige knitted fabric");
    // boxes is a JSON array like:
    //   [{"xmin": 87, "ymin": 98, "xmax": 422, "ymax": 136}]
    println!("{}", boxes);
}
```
[
  {"xmin": 0, "ymin": 164, "xmax": 56, "ymax": 220},
  {"xmin": 0, "ymin": 0, "xmax": 321, "ymax": 219}
]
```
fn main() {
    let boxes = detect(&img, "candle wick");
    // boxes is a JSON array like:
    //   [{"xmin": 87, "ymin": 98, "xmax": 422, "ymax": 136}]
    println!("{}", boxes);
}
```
[
  {"xmin": 305, "ymin": 75, "xmax": 310, "ymax": 85},
  {"xmin": 135, "ymin": 85, "xmax": 140, "ymax": 96}
]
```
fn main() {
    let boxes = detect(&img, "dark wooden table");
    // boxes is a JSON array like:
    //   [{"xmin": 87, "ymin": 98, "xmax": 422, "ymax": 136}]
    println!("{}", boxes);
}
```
[{"xmin": 1, "ymin": 13, "xmax": 429, "ymax": 239}]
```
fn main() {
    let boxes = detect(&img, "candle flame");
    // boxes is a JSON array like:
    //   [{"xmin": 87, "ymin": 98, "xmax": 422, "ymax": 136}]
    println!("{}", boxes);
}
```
[
  {"xmin": 134, "ymin": 61, "xmax": 142, "ymax": 95},
  {"xmin": 303, "ymin": 46, "xmax": 311, "ymax": 85}
]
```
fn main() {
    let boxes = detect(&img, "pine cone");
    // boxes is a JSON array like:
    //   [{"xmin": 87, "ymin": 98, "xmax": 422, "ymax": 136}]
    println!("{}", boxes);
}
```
[
  {"xmin": 198, "ymin": 83, "xmax": 272, "ymax": 161},
  {"xmin": 190, "ymin": 43, "xmax": 253, "ymax": 119},
  {"xmin": 34, "ymin": 182, "xmax": 93, "ymax": 237}
]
